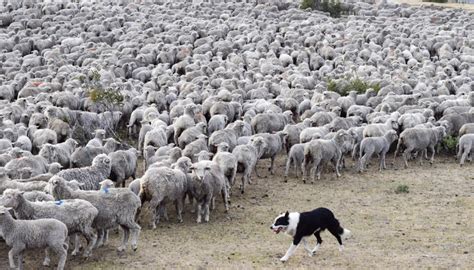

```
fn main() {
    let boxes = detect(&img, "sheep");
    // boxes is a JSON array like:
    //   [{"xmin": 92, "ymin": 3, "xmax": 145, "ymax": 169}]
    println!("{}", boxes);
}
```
[
  {"xmin": 328, "ymin": 116, "xmax": 362, "ymax": 132},
  {"xmin": 302, "ymin": 130, "xmax": 353, "ymax": 183},
  {"xmin": 0, "ymin": 205, "xmax": 68, "ymax": 270},
  {"xmin": 459, "ymin": 123, "xmax": 474, "ymax": 136},
  {"xmin": 173, "ymin": 104, "xmax": 196, "ymax": 145},
  {"xmin": 397, "ymin": 113, "xmax": 426, "ymax": 131},
  {"xmin": 177, "ymin": 122, "xmax": 207, "ymax": 149},
  {"xmin": 128, "ymin": 178, "xmax": 141, "ymax": 196},
  {"xmin": 49, "ymin": 176, "xmax": 141, "ymax": 253},
  {"xmin": 457, "ymin": 134, "xmax": 474, "ymax": 166},
  {"xmin": 1, "ymin": 189, "xmax": 98, "ymax": 258},
  {"xmin": 0, "ymin": 169, "xmax": 49, "ymax": 194},
  {"xmin": 108, "ymin": 148, "xmax": 139, "ymax": 187},
  {"xmin": 56, "ymin": 154, "xmax": 112, "ymax": 190},
  {"xmin": 189, "ymin": 160, "xmax": 229, "ymax": 223},
  {"xmin": 251, "ymin": 132, "xmax": 287, "ymax": 176},
  {"xmin": 358, "ymin": 130, "xmax": 398, "ymax": 172},
  {"xmin": 86, "ymin": 129, "xmax": 107, "ymax": 147},
  {"xmin": 139, "ymin": 166, "xmax": 187, "ymax": 229},
  {"xmin": 183, "ymin": 134, "xmax": 209, "ymax": 163},
  {"xmin": 232, "ymin": 138, "xmax": 265, "ymax": 194},
  {"xmin": 284, "ymin": 143, "xmax": 306, "ymax": 181},
  {"xmin": 70, "ymin": 138, "xmax": 121, "ymax": 168},
  {"xmin": 251, "ymin": 111, "xmax": 292, "ymax": 134},
  {"xmin": 363, "ymin": 118, "xmax": 398, "ymax": 138},
  {"xmin": 212, "ymin": 142, "xmax": 237, "ymax": 193},
  {"xmin": 4, "ymin": 155, "xmax": 49, "ymax": 179},
  {"xmin": 207, "ymin": 114, "xmax": 228, "ymax": 136},
  {"xmin": 31, "ymin": 128, "xmax": 57, "ymax": 153},
  {"xmin": 299, "ymin": 125, "xmax": 331, "ymax": 143},
  {"xmin": 394, "ymin": 127, "xmax": 447, "ymax": 168},
  {"xmin": 22, "ymin": 191, "xmax": 55, "ymax": 202},
  {"xmin": 208, "ymin": 122, "xmax": 245, "ymax": 153},
  {"xmin": 38, "ymin": 138, "xmax": 78, "ymax": 169}
]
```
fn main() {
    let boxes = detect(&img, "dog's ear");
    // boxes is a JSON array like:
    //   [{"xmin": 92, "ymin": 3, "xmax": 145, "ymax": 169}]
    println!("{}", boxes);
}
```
[{"xmin": 284, "ymin": 211, "xmax": 289, "ymax": 218}]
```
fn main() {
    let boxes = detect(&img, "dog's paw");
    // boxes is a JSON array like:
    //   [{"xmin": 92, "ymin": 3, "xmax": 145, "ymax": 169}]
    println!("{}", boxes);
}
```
[
  {"xmin": 308, "ymin": 251, "xmax": 314, "ymax": 257},
  {"xmin": 280, "ymin": 257, "xmax": 288, "ymax": 262},
  {"xmin": 339, "ymin": 245, "xmax": 344, "ymax": 252}
]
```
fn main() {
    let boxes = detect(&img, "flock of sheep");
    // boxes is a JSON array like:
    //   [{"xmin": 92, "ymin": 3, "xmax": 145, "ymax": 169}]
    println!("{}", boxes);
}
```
[{"xmin": 0, "ymin": 0, "xmax": 473, "ymax": 269}]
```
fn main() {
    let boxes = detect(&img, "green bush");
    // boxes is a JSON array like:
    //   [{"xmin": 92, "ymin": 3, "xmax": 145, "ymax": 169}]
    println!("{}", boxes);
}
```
[
  {"xmin": 422, "ymin": 0, "xmax": 448, "ymax": 3},
  {"xmin": 300, "ymin": 0, "xmax": 351, "ymax": 18},
  {"xmin": 395, "ymin": 185, "xmax": 409, "ymax": 194},
  {"xmin": 326, "ymin": 77, "xmax": 380, "ymax": 96},
  {"xmin": 442, "ymin": 136, "xmax": 458, "ymax": 154}
]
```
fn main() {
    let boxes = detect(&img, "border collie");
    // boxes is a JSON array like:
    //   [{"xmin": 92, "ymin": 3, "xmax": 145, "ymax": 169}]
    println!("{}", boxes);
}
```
[{"xmin": 270, "ymin": 207, "xmax": 351, "ymax": 262}]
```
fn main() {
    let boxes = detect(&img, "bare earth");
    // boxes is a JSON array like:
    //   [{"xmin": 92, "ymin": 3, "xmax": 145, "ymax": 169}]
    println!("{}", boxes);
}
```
[{"xmin": 0, "ymin": 154, "xmax": 472, "ymax": 269}]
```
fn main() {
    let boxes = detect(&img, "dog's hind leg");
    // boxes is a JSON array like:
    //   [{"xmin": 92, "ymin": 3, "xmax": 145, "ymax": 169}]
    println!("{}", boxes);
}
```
[{"xmin": 312, "ymin": 231, "xmax": 323, "ymax": 254}]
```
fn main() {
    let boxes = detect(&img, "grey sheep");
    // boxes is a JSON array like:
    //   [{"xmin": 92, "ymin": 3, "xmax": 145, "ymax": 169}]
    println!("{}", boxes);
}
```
[
  {"xmin": 39, "ymin": 139, "xmax": 78, "ymax": 169},
  {"xmin": 178, "ymin": 122, "xmax": 207, "ymax": 149},
  {"xmin": 232, "ymin": 138, "xmax": 265, "ymax": 194},
  {"xmin": 302, "ymin": 130, "xmax": 353, "ymax": 183},
  {"xmin": 284, "ymin": 143, "xmax": 307, "ymax": 181},
  {"xmin": 70, "ymin": 138, "xmax": 120, "ymax": 168},
  {"xmin": 86, "ymin": 129, "xmax": 106, "ymax": 147},
  {"xmin": 457, "ymin": 134, "xmax": 474, "ymax": 166},
  {"xmin": 56, "ymin": 154, "xmax": 112, "ymax": 190},
  {"xmin": 139, "ymin": 166, "xmax": 187, "ymax": 229},
  {"xmin": 31, "ymin": 128, "xmax": 57, "ymax": 153},
  {"xmin": 212, "ymin": 142, "xmax": 237, "ymax": 193},
  {"xmin": 363, "ymin": 118, "xmax": 398, "ymax": 138},
  {"xmin": 173, "ymin": 104, "xmax": 196, "ymax": 145},
  {"xmin": 4, "ymin": 155, "xmax": 49, "ymax": 180},
  {"xmin": 1, "ymin": 189, "xmax": 98, "ymax": 258},
  {"xmin": 358, "ymin": 130, "xmax": 398, "ymax": 172},
  {"xmin": 207, "ymin": 114, "xmax": 228, "ymax": 136},
  {"xmin": 250, "ymin": 132, "xmax": 287, "ymax": 176},
  {"xmin": 394, "ymin": 127, "xmax": 446, "ymax": 168},
  {"xmin": 208, "ymin": 122, "xmax": 245, "ymax": 153},
  {"xmin": 299, "ymin": 125, "xmax": 331, "ymax": 143},
  {"xmin": 251, "ymin": 111, "xmax": 292, "ymax": 134},
  {"xmin": 22, "ymin": 190, "xmax": 55, "ymax": 202},
  {"xmin": 50, "ymin": 176, "xmax": 141, "ymax": 253},
  {"xmin": 0, "ymin": 205, "xmax": 68, "ymax": 270},
  {"xmin": 108, "ymin": 148, "xmax": 139, "ymax": 187},
  {"xmin": 189, "ymin": 160, "xmax": 229, "ymax": 223},
  {"xmin": 459, "ymin": 123, "xmax": 474, "ymax": 136}
]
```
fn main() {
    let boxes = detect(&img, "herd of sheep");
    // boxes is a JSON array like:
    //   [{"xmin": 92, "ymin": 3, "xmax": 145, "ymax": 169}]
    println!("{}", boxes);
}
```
[{"xmin": 0, "ymin": 0, "xmax": 473, "ymax": 269}]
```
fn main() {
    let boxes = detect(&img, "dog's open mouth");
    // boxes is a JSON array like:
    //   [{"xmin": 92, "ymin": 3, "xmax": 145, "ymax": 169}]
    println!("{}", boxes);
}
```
[{"xmin": 272, "ymin": 227, "xmax": 283, "ymax": 234}]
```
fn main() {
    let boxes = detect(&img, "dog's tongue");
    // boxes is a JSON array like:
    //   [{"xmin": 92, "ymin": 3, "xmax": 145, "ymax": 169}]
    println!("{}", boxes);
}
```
[{"xmin": 272, "ymin": 228, "xmax": 281, "ymax": 234}]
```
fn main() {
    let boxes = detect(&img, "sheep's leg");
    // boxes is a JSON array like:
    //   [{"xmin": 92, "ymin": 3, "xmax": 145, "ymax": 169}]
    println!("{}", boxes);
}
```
[
  {"xmin": 95, "ymin": 230, "xmax": 104, "ymax": 248},
  {"xmin": 302, "ymin": 158, "xmax": 309, "ymax": 183},
  {"xmin": 428, "ymin": 146, "xmax": 436, "ymax": 164},
  {"xmin": 403, "ymin": 148, "xmax": 412, "ymax": 168},
  {"xmin": 117, "ymin": 225, "xmax": 129, "ymax": 252},
  {"xmin": 269, "ymin": 155, "xmax": 276, "ymax": 175},
  {"xmin": 295, "ymin": 160, "xmax": 300, "ymax": 178},
  {"xmin": 419, "ymin": 149, "xmax": 424, "ymax": 166},
  {"xmin": 460, "ymin": 148, "xmax": 469, "ymax": 166},
  {"xmin": 211, "ymin": 197, "xmax": 216, "ymax": 210},
  {"xmin": 335, "ymin": 157, "xmax": 341, "ymax": 178},
  {"xmin": 204, "ymin": 201, "xmax": 211, "ymax": 223},
  {"xmin": 196, "ymin": 203, "xmax": 203, "ymax": 223},
  {"xmin": 17, "ymin": 251, "xmax": 24, "ymax": 270},
  {"xmin": 254, "ymin": 160, "xmax": 262, "ymax": 178},
  {"xmin": 71, "ymin": 233, "xmax": 81, "ymax": 256},
  {"xmin": 149, "ymin": 197, "xmax": 160, "ymax": 229},
  {"xmin": 51, "ymin": 244, "xmax": 67, "ymax": 270},
  {"xmin": 175, "ymin": 199, "xmax": 183, "ymax": 223},
  {"xmin": 43, "ymin": 248, "xmax": 51, "ymax": 266},
  {"xmin": 221, "ymin": 188, "xmax": 229, "ymax": 213},
  {"xmin": 284, "ymin": 156, "xmax": 291, "ymax": 182},
  {"xmin": 9, "ymin": 245, "xmax": 24, "ymax": 269},
  {"xmin": 103, "ymin": 230, "xmax": 109, "ymax": 245},
  {"xmin": 83, "ymin": 226, "xmax": 97, "ymax": 258},
  {"xmin": 129, "ymin": 222, "xmax": 141, "ymax": 252}
]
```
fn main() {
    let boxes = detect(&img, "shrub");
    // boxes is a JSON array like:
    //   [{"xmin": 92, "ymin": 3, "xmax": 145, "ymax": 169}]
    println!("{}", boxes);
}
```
[
  {"xmin": 395, "ymin": 185, "xmax": 409, "ymax": 194},
  {"xmin": 326, "ymin": 77, "xmax": 380, "ymax": 96},
  {"xmin": 442, "ymin": 135, "xmax": 458, "ymax": 154},
  {"xmin": 300, "ymin": 0, "xmax": 351, "ymax": 18}
]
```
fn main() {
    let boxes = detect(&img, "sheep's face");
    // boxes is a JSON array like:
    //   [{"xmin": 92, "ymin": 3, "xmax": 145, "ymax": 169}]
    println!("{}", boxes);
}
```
[
  {"xmin": 190, "ymin": 163, "xmax": 211, "ymax": 182},
  {"xmin": 217, "ymin": 143, "xmax": 229, "ymax": 152},
  {"xmin": 1, "ymin": 189, "xmax": 22, "ymax": 208},
  {"xmin": 0, "ymin": 206, "xmax": 12, "ymax": 218},
  {"xmin": 93, "ymin": 155, "xmax": 111, "ymax": 168}
]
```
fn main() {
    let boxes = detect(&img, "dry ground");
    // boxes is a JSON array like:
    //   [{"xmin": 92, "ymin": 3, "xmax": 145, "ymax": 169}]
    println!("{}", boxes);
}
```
[{"xmin": 0, "ymin": 155, "xmax": 473, "ymax": 269}]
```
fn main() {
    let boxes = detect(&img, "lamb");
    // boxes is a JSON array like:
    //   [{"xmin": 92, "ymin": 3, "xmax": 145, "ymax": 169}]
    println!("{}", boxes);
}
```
[
  {"xmin": 457, "ymin": 134, "xmax": 474, "ymax": 166},
  {"xmin": 251, "ymin": 132, "xmax": 287, "ymax": 176},
  {"xmin": 284, "ymin": 143, "xmax": 306, "ymax": 181},
  {"xmin": 232, "ymin": 138, "xmax": 264, "ymax": 194},
  {"xmin": 49, "ymin": 176, "xmax": 141, "ymax": 252},
  {"xmin": 207, "ymin": 114, "xmax": 228, "ymax": 136},
  {"xmin": 86, "ymin": 129, "xmax": 107, "ymax": 147},
  {"xmin": 139, "ymin": 166, "xmax": 187, "ymax": 229},
  {"xmin": 251, "ymin": 111, "xmax": 292, "ymax": 134},
  {"xmin": 394, "ymin": 127, "xmax": 446, "ymax": 168},
  {"xmin": 108, "ymin": 148, "xmax": 139, "ymax": 187},
  {"xmin": 212, "ymin": 142, "xmax": 237, "ymax": 193},
  {"xmin": 38, "ymin": 138, "xmax": 78, "ymax": 169},
  {"xmin": 22, "ymin": 190, "xmax": 55, "ymax": 202},
  {"xmin": 189, "ymin": 160, "xmax": 229, "ymax": 223},
  {"xmin": 358, "ymin": 130, "xmax": 398, "ymax": 172},
  {"xmin": 0, "ymin": 205, "xmax": 68, "ymax": 270},
  {"xmin": 302, "ymin": 130, "xmax": 354, "ymax": 183},
  {"xmin": 363, "ymin": 118, "xmax": 398, "ymax": 137},
  {"xmin": 56, "ymin": 154, "xmax": 112, "ymax": 190},
  {"xmin": 1, "ymin": 189, "xmax": 98, "ymax": 258}
]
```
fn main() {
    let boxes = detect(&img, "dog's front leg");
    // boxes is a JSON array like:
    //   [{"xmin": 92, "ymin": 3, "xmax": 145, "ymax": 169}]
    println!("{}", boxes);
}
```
[
  {"xmin": 280, "ymin": 243, "xmax": 298, "ymax": 262},
  {"xmin": 302, "ymin": 238, "xmax": 313, "ymax": 256}
]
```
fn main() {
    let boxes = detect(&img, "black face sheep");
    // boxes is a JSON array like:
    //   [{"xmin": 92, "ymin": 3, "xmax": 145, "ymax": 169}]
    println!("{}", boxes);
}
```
[
  {"xmin": 0, "ymin": 205, "xmax": 68, "ymax": 270},
  {"xmin": 1, "ymin": 189, "xmax": 98, "ymax": 258},
  {"xmin": 302, "ymin": 130, "xmax": 354, "ymax": 183},
  {"xmin": 457, "ymin": 134, "xmax": 474, "ymax": 166},
  {"xmin": 56, "ymin": 154, "xmax": 112, "ymax": 190},
  {"xmin": 358, "ymin": 130, "xmax": 398, "ymax": 172},
  {"xmin": 49, "ymin": 176, "xmax": 141, "ymax": 253}
]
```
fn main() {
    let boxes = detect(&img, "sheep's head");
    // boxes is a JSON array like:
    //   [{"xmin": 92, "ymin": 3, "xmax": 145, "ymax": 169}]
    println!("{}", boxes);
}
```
[
  {"xmin": 93, "ymin": 129, "xmax": 106, "ymax": 139},
  {"xmin": 66, "ymin": 138, "xmax": 79, "ymax": 148},
  {"xmin": 0, "ymin": 206, "xmax": 13, "ymax": 218},
  {"xmin": 335, "ymin": 130, "xmax": 353, "ymax": 152},
  {"xmin": 48, "ymin": 163, "xmax": 63, "ymax": 174},
  {"xmin": 99, "ymin": 179, "xmax": 115, "ymax": 191},
  {"xmin": 92, "ymin": 154, "xmax": 111, "ymax": 170},
  {"xmin": 385, "ymin": 130, "xmax": 398, "ymax": 143},
  {"xmin": 217, "ymin": 142, "xmax": 229, "ymax": 152},
  {"xmin": 190, "ymin": 161, "xmax": 211, "ymax": 182},
  {"xmin": 39, "ymin": 144, "xmax": 57, "ymax": 163},
  {"xmin": 250, "ymin": 137, "xmax": 267, "ymax": 158},
  {"xmin": 195, "ymin": 150, "xmax": 213, "ymax": 161},
  {"xmin": 1, "ymin": 189, "xmax": 23, "ymax": 208},
  {"xmin": 175, "ymin": 156, "xmax": 192, "ymax": 171}
]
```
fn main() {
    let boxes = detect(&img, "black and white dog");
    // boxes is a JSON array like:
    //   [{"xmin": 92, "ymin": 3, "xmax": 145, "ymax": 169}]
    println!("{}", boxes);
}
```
[{"xmin": 270, "ymin": 207, "xmax": 351, "ymax": 262}]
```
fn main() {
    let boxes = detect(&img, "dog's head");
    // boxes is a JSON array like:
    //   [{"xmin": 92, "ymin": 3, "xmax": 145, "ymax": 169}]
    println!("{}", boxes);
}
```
[{"xmin": 270, "ymin": 211, "xmax": 290, "ymax": 234}]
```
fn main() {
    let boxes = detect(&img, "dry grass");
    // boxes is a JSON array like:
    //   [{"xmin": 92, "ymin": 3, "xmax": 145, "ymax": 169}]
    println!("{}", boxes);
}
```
[{"xmin": 0, "ymin": 155, "xmax": 473, "ymax": 269}]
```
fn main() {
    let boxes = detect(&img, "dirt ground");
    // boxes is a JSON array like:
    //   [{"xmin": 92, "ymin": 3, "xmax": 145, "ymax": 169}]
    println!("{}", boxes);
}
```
[{"xmin": 0, "ymin": 155, "xmax": 473, "ymax": 269}]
